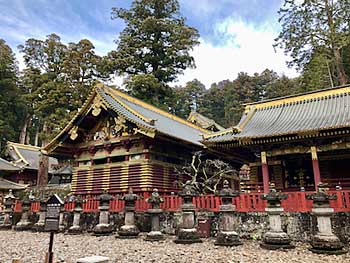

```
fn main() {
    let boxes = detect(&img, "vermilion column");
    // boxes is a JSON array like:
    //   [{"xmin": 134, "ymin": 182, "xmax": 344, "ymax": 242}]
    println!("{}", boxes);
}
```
[
  {"xmin": 311, "ymin": 146, "xmax": 321, "ymax": 189},
  {"xmin": 261, "ymin": 151, "xmax": 270, "ymax": 193}
]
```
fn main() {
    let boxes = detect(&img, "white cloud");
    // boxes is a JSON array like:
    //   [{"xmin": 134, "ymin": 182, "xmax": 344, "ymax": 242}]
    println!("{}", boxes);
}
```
[{"xmin": 174, "ymin": 19, "xmax": 299, "ymax": 88}]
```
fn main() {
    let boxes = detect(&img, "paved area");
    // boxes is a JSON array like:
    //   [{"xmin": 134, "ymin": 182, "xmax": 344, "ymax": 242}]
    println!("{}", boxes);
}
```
[{"xmin": 0, "ymin": 231, "xmax": 349, "ymax": 262}]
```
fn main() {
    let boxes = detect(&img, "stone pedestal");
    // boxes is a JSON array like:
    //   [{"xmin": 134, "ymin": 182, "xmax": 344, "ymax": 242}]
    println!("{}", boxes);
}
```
[
  {"xmin": 145, "ymin": 189, "xmax": 165, "ymax": 241},
  {"xmin": 260, "ymin": 183, "xmax": 294, "ymax": 250},
  {"xmin": 94, "ymin": 191, "xmax": 113, "ymax": 236},
  {"xmin": 117, "ymin": 188, "xmax": 140, "ymax": 238},
  {"xmin": 33, "ymin": 199, "xmax": 47, "ymax": 232},
  {"xmin": 68, "ymin": 196, "xmax": 83, "ymax": 234},
  {"xmin": 261, "ymin": 207, "xmax": 294, "ymax": 250},
  {"xmin": 310, "ymin": 207, "xmax": 345, "ymax": 254},
  {"xmin": 307, "ymin": 183, "xmax": 347, "ymax": 255},
  {"xmin": 14, "ymin": 192, "xmax": 34, "ymax": 231},
  {"xmin": 0, "ymin": 190, "xmax": 16, "ymax": 230},
  {"xmin": 174, "ymin": 182, "xmax": 202, "ymax": 244},
  {"xmin": 215, "ymin": 180, "xmax": 241, "ymax": 246},
  {"xmin": 59, "ymin": 209, "xmax": 65, "ymax": 232}
]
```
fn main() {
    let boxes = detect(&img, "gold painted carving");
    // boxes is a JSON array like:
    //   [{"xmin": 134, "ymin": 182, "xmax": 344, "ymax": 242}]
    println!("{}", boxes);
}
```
[
  {"xmin": 261, "ymin": 151, "xmax": 267, "ymax": 164},
  {"xmin": 311, "ymin": 146, "xmax": 318, "ymax": 160},
  {"xmin": 69, "ymin": 126, "xmax": 79, "ymax": 141},
  {"xmin": 133, "ymin": 127, "xmax": 155, "ymax": 138},
  {"xmin": 92, "ymin": 96, "xmax": 103, "ymax": 116}
]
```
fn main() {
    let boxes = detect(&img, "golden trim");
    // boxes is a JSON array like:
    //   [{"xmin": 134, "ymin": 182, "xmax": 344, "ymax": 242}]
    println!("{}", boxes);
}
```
[
  {"xmin": 203, "ymin": 127, "xmax": 235, "ymax": 139},
  {"xmin": 244, "ymin": 86, "xmax": 350, "ymax": 112},
  {"xmin": 261, "ymin": 151, "xmax": 267, "ymax": 164},
  {"xmin": 105, "ymin": 85, "xmax": 210, "ymax": 134},
  {"xmin": 7, "ymin": 142, "xmax": 30, "ymax": 166},
  {"xmin": 238, "ymin": 107, "xmax": 256, "ymax": 130},
  {"xmin": 311, "ymin": 146, "xmax": 318, "ymax": 160}
]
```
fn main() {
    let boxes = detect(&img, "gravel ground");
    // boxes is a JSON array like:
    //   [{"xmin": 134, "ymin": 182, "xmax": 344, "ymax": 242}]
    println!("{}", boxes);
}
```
[{"xmin": 0, "ymin": 231, "xmax": 349, "ymax": 263}]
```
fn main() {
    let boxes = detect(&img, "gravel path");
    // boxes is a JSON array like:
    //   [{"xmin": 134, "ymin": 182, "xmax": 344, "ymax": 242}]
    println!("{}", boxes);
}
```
[{"xmin": 0, "ymin": 231, "xmax": 349, "ymax": 263}]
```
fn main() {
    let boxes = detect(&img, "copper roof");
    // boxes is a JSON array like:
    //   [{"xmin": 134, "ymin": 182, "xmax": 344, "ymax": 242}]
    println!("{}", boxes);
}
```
[
  {"xmin": 205, "ymin": 85, "xmax": 350, "ymax": 143},
  {"xmin": 44, "ymin": 83, "xmax": 209, "ymax": 154}
]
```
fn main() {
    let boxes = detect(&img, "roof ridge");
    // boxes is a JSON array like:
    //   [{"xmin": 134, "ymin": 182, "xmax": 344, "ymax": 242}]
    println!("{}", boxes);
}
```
[
  {"xmin": 7, "ymin": 141, "xmax": 40, "ymax": 150},
  {"xmin": 106, "ymin": 85, "xmax": 209, "ymax": 134},
  {"xmin": 102, "ymin": 86, "xmax": 153, "ymax": 124},
  {"xmin": 244, "ymin": 85, "xmax": 350, "ymax": 111}
]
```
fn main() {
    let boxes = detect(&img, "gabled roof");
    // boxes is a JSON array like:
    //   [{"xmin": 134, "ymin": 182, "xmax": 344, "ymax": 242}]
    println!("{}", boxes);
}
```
[
  {"xmin": 205, "ymin": 85, "xmax": 350, "ymax": 144},
  {"xmin": 6, "ymin": 142, "xmax": 58, "ymax": 172},
  {"xmin": 187, "ymin": 111, "xmax": 225, "ymax": 131},
  {"xmin": 0, "ymin": 158, "xmax": 20, "ymax": 171},
  {"xmin": 44, "ymin": 83, "xmax": 209, "ymax": 154},
  {"xmin": 0, "ymin": 177, "xmax": 28, "ymax": 190}
]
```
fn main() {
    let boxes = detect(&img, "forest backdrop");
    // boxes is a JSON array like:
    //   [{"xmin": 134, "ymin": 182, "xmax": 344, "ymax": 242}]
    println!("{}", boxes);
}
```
[{"xmin": 1, "ymin": 0, "xmax": 350, "ymax": 154}]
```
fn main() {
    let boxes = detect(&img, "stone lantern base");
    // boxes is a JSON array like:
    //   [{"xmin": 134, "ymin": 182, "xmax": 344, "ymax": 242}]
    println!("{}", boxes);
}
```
[
  {"xmin": 68, "ymin": 225, "xmax": 83, "ymax": 235},
  {"xmin": 174, "ymin": 228, "xmax": 202, "ymax": 244},
  {"xmin": 215, "ymin": 231, "xmax": 241, "ymax": 246},
  {"xmin": 0, "ymin": 223, "xmax": 12, "ymax": 230},
  {"xmin": 310, "ymin": 234, "xmax": 347, "ymax": 255},
  {"xmin": 145, "ymin": 231, "xmax": 165, "ymax": 241},
  {"xmin": 260, "ymin": 231, "xmax": 295, "ymax": 250},
  {"xmin": 117, "ymin": 225, "xmax": 140, "ymax": 239},
  {"xmin": 14, "ymin": 220, "xmax": 32, "ymax": 231},
  {"xmin": 93, "ymin": 223, "xmax": 113, "ymax": 236}
]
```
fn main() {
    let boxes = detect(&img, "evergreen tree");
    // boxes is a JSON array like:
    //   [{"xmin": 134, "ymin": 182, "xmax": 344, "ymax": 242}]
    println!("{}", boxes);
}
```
[
  {"xmin": 0, "ymin": 39, "xmax": 26, "ymax": 153},
  {"xmin": 275, "ymin": 0, "xmax": 350, "ymax": 85}
]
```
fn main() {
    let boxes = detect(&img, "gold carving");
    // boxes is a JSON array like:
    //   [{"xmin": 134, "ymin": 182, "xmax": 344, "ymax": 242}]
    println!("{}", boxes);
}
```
[
  {"xmin": 92, "ymin": 96, "xmax": 103, "ymax": 116},
  {"xmin": 69, "ymin": 126, "xmax": 79, "ymax": 141}
]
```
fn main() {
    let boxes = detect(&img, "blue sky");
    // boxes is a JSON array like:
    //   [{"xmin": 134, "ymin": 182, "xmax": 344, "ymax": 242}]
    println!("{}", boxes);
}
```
[{"xmin": 0, "ymin": 0, "xmax": 297, "ymax": 88}]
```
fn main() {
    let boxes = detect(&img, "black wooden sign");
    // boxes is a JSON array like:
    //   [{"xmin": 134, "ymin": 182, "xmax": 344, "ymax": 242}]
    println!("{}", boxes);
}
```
[{"xmin": 44, "ymin": 194, "xmax": 63, "ymax": 232}]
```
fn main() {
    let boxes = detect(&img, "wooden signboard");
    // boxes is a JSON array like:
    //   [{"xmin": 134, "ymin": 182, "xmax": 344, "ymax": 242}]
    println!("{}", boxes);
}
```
[{"xmin": 44, "ymin": 194, "xmax": 63, "ymax": 232}]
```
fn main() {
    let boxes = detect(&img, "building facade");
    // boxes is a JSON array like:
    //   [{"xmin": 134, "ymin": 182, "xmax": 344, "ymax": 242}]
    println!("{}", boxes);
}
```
[
  {"xmin": 204, "ymin": 86, "xmax": 350, "ymax": 193},
  {"xmin": 44, "ymin": 84, "xmax": 211, "ymax": 195}
]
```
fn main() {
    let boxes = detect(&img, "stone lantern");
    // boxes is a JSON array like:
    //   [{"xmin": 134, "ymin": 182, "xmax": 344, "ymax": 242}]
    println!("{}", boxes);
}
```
[
  {"xmin": 33, "ymin": 194, "xmax": 48, "ymax": 232},
  {"xmin": 15, "ymin": 190, "xmax": 35, "ymax": 231},
  {"xmin": 93, "ymin": 190, "xmax": 113, "ymax": 236},
  {"xmin": 174, "ymin": 181, "xmax": 202, "ymax": 244},
  {"xmin": 117, "ymin": 187, "xmax": 140, "ymax": 238},
  {"xmin": 0, "ymin": 189, "xmax": 16, "ymax": 229},
  {"xmin": 68, "ymin": 195, "xmax": 84, "ymax": 234},
  {"xmin": 260, "ymin": 183, "xmax": 294, "ymax": 250},
  {"xmin": 215, "ymin": 180, "xmax": 241, "ymax": 246},
  {"xmin": 145, "ymin": 188, "xmax": 165, "ymax": 241},
  {"xmin": 306, "ymin": 183, "xmax": 346, "ymax": 254}
]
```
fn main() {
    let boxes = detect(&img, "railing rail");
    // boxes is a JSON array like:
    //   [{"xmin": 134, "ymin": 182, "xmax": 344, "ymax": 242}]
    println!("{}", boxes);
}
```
[{"xmin": 11, "ymin": 190, "xmax": 350, "ymax": 213}]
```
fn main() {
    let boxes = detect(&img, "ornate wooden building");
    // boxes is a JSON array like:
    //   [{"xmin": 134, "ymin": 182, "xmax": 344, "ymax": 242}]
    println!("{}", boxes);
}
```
[
  {"xmin": 204, "ymin": 86, "xmax": 350, "ymax": 193},
  {"xmin": 2, "ymin": 142, "xmax": 61, "ymax": 185},
  {"xmin": 43, "ymin": 84, "xmax": 211, "ymax": 195}
]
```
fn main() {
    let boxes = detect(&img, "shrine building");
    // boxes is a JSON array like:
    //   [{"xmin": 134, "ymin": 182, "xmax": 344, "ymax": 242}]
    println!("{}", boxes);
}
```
[
  {"xmin": 43, "ymin": 83, "xmax": 212, "ymax": 195},
  {"xmin": 204, "ymin": 85, "xmax": 350, "ymax": 193}
]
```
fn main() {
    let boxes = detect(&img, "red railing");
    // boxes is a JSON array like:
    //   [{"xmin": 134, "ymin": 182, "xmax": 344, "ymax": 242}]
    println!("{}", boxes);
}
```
[{"xmin": 10, "ymin": 190, "xmax": 350, "ymax": 213}]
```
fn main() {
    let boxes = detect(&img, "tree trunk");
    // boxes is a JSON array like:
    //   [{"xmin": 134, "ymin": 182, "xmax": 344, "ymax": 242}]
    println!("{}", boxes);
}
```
[
  {"xmin": 324, "ymin": 0, "xmax": 348, "ymax": 85},
  {"xmin": 19, "ymin": 114, "xmax": 31, "ymax": 144},
  {"xmin": 334, "ymin": 48, "xmax": 348, "ymax": 85},
  {"xmin": 34, "ymin": 126, "xmax": 40, "ymax": 146},
  {"xmin": 37, "ymin": 122, "xmax": 49, "ymax": 187},
  {"xmin": 25, "ymin": 117, "xmax": 32, "ymax": 145}
]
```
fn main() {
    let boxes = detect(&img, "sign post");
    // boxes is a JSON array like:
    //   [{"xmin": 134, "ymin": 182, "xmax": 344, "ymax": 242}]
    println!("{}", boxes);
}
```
[{"xmin": 44, "ymin": 194, "xmax": 63, "ymax": 263}]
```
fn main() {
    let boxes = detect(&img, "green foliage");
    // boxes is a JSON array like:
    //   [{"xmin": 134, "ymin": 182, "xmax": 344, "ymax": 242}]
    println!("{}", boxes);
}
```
[
  {"xmin": 275, "ymin": 0, "xmax": 350, "ymax": 85},
  {"xmin": 0, "ymin": 39, "xmax": 26, "ymax": 153},
  {"xmin": 172, "ymin": 79, "xmax": 206, "ymax": 118},
  {"xmin": 18, "ymin": 34, "xmax": 107, "ymax": 145},
  {"xmin": 109, "ymin": 0, "xmax": 199, "ymax": 84},
  {"xmin": 125, "ymin": 74, "xmax": 173, "ymax": 110}
]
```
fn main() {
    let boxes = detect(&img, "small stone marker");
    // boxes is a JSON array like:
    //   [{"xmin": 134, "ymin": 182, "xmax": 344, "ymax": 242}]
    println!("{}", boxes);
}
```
[{"xmin": 76, "ymin": 255, "xmax": 109, "ymax": 263}]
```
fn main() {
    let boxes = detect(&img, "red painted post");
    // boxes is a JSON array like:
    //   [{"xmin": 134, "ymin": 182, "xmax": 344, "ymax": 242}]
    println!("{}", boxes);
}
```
[
  {"xmin": 311, "ymin": 146, "xmax": 321, "ymax": 189},
  {"xmin": 261, "ymin": 151, "xmax": 270, "ymax": 193}
]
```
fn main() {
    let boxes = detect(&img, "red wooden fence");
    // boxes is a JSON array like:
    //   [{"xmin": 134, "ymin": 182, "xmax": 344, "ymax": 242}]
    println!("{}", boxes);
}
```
[{"xmin": 11, "ymin": 190, "xmax": 350, "ymax": 213}]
